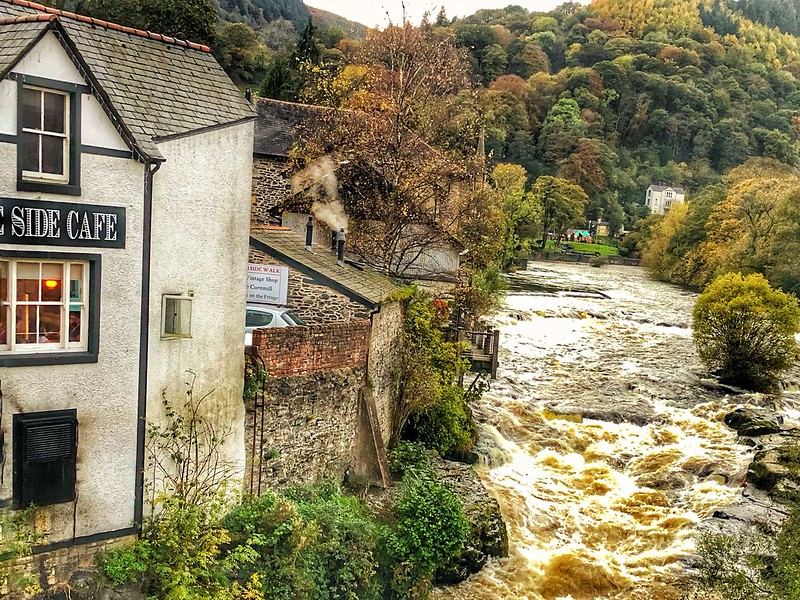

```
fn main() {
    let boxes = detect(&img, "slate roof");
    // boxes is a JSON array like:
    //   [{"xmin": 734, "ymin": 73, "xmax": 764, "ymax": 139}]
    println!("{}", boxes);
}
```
[
  {"xmin": 0, "ymin": 16, "xmax": 49, "ymax": 77},
  {"xmin": 649, "ymin": 184, "xmax": 686, "ymax": 194},
  {"xmin": 254, "ymin": 97, "xmax": 326, "ymax": 158},
  {"xmin": 249, "ymin": 226, "xmax": 402, "ymax": 308},
  {"xmin": 0, "ymin": 0, "xmax": 255, "ymax": 161}
]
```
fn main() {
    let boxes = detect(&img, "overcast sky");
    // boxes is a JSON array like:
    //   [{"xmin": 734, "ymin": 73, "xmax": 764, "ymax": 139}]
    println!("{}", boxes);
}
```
[{"xmin": 304, "ymin": 0, "xmax": 568, "ymax": 28}]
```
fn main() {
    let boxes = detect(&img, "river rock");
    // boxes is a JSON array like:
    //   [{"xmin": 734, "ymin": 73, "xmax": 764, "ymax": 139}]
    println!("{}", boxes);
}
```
[
  {"xmin": 544, "ymin": 397, "xmax": 657, "ymax": 426},
  {"xmin": 747, "ymin": 445, "xmax": 800, "ymax": 497},
  {"xmin": 430, "ymin": 457, "xmax": 509, "ymax": 584},
  {"xmin": 724, "ymin": 408, "xmax": 781, "ymax": 437}
]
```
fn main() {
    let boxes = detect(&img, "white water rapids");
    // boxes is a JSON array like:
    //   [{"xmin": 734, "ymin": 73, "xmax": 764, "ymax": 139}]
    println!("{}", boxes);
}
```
[{"xmin": 436, "ymin": 262, "xmax": 775, "ymax": 600}]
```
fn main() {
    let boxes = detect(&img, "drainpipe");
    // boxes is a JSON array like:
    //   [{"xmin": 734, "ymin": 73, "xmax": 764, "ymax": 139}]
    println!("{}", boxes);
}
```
[
  {"xmin": 337, "ymin": 228, "xmax": 346, "ymax": 267},
  {"xmin": 134, "ymin": 159, "xmax": 162, "ymax": 530},
  {"xmin": 305, "ymin": 216, "xmax": 313, "ymax": 251}
]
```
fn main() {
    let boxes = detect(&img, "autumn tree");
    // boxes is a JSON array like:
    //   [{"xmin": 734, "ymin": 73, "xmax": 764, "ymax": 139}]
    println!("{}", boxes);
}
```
[
  {"xmin": 531, "ymin": 176, "xmax": 589, "ymax": 248},
  {"xmin": 295, "ymin": 22, "xmax": 474, "ymax": 279},
  {"xmin": 693, "ymin": 272, "xmax": 800, "ymax": 391}
]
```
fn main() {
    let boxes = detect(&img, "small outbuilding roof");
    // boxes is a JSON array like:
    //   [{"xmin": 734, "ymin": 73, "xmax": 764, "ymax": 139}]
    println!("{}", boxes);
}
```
[
  {"xmin": 0, "ymin": 0, "xmax": 255, "ymax": 161},
  {"xmin": 249, "ymin": 226, "xmax": 403, "ymax": 308}
]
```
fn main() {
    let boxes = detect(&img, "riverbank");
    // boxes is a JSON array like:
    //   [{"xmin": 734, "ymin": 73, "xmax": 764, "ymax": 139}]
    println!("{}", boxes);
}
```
[{"xmin": 437, "ymin": 261, "xmax": 800, "ymax": 600}]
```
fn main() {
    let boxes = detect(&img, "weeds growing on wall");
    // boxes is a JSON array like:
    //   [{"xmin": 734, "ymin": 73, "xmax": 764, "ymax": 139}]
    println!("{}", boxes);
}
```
[{"xmin": 0, "ymin": 506, "xmax": 43, "ymax": 595}]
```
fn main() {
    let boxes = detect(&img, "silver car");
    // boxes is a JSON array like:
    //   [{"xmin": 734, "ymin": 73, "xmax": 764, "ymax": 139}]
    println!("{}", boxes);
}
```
[{"xmin": 245, "ymin": 304, "xmax": 305, "ymax": 344}]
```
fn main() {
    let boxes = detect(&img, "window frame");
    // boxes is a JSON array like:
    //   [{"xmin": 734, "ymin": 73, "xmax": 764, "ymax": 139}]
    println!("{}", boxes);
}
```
[
  {"xmin": 15, "ymin": 75, "xmax": 83, "ymax": 197},
  {"xmin": 0, "ymin": 251, "xmax": 100, "ymax": 367},
  {"xmin": 161, "ymin": 293, "xmax": 193, "ymax": 340}
]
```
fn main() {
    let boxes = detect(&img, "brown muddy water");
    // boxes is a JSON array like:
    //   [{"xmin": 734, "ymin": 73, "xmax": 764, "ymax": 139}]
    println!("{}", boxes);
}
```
[{"xmin": 436, "ymin": 262, "xmax": 800, "ymax": 600}]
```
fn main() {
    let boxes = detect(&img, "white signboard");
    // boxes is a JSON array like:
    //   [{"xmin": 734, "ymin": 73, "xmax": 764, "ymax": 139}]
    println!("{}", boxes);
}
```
[{"xmin": 247, "ymin": 264, "xmax": 288, "ymax": 305}]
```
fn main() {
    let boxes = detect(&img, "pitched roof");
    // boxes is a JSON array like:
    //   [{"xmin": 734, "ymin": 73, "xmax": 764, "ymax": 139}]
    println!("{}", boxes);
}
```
[
  {"xmin": 249, "ymin": 226, "xmax": 402, "ymax": 308},
  {"xmin": 0, "ymin": 16, "xmax": 49, "ymax": 77},
  {"xmin": 0, "ymin": 0, "xmax": 255, "ymax": 161},
  {"xmin": 648, "ymin": 184, "xmax": 686, "ymax": 194},
  {"xmin": 254, "ymin": 97, "xmax": 326, "ymax": 158}
]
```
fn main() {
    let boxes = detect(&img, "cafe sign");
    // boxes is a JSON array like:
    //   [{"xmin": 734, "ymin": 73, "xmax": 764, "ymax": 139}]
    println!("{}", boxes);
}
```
[
  {"xmin": 247, "ymin": 263, "xmax": 288, "ymax": 305},
  {"xmin": 0, "ymin": 197, "xmax": 126, "ymax": 248}
]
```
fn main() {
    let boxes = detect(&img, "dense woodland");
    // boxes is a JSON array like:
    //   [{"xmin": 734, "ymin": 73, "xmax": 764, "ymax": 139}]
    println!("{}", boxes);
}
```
[{"xmin": 43, "ymin": 0, "xmax": 800, "ymax": 294}]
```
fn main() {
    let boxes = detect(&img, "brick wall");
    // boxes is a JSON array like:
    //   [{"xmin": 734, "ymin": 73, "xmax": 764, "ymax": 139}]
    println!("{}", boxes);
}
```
[
  {"xmin": 251, "ymin": 320, "xmax": 370, "ymax": 378},
  {"xmin": 248, "ymin": 248, "xmax": 371, "ymax": 324},
  {"xmin": 251, "ymin": 157, "xmax": 292, "ymax": 225}
]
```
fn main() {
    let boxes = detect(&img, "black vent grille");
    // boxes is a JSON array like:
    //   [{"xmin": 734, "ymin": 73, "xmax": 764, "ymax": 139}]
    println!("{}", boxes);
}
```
[
  {"xmin": 25, "ymin": 423, "xmax": 76, "ymax": 462},
  {"xmin": 13, "ymin": 410, "xmax": 78, "ymax": 509}
]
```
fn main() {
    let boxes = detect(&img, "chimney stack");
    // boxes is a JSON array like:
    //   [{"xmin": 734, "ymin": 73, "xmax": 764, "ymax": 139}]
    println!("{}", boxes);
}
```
[
  {"xmin": 337, "ymin": 228, "xmax": 346, "ymax": 267},
  {"xmin": 305, "ymin": 216, "xmax": 313, "ymax": 251}
]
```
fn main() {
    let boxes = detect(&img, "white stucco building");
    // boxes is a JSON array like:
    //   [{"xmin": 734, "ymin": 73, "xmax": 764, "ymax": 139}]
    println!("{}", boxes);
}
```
[
  {"xmin": 0, "ymin": 0, "xmax": 254, "ymax": 567},
  {"xmin": 645, "ymin": 183, "xmax": 686, "ymax": 215}
]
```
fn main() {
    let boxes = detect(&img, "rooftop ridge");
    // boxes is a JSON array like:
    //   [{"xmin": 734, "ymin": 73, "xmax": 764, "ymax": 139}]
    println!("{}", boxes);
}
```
[
  {"xmin": 0, "ymin": 12, "xmax": 53, "ymax": 23},
  {"xmin": 2, "ymin": 0, "xmax": 212, "ymax": 52}
]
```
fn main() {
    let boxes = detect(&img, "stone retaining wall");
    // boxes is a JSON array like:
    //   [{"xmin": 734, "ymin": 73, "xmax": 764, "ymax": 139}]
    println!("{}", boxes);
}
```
[{"xmin": 2, "ymin": 534, "xmax": 136, "ymax": 599}]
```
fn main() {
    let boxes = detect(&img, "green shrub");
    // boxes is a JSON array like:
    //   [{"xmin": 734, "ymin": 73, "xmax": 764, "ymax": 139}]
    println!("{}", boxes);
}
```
[
  {"xmin": 589, "ymin": 255, "xmax": 609, "ymax": 267},
  {"xmin": 411, "ymin": 385, "xmax": 478, "ymax": 456},
  {"xmin": 223, "ymin": 492, "xmax": 314, "ymax": 600},
  {"xmin": 693, "ymin": 272, "xmax": 800, "ymax": 390},
  {"xmin": 383, "ymin": 473, "xmax": 469, "ymax": 598},
  {"xmin": 224, "ymin": 484, "xmax": 384, "ymax": 600},
  {"xmin": 388, "ymin": 441, "xmax": 430, "ymax": 478},
  {"xmin": 98, "ymin": 540, "xmax": 151, "ymax": 586},
  {"xmin": 286, "ymin": 482, "xmax": 382, "ymax": 600}
]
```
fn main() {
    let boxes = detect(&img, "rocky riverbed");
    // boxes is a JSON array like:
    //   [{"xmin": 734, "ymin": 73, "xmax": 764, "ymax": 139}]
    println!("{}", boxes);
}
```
[{"xmin": 437, "ymin": 262, "xmax": 800, "ymax": 600}]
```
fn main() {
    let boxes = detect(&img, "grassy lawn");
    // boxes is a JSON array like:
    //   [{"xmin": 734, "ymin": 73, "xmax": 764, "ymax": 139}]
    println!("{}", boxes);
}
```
[{"xmin": 544, "ymin": 240, "xmax": 620, "ymax": 256}]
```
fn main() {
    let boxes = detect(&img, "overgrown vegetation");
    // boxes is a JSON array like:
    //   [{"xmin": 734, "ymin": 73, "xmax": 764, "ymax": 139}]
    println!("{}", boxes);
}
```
[
  {"xmin": 685, "ymin": 508, "xmax": 800, "ymax": 599},
  {"xmin": 692, "ymin": 272, "xmax": 800, "ymax": 390},
  {"xmin": 0, "ymin": 507, "xmax": 42, "ymax": 596},
  {"xmin": 391, "ymin": 291, "xmax": 481, "ymax": 459},
  {"xmin": 99, "ymin": 378, "xmax": 469, "ymax": 600}
]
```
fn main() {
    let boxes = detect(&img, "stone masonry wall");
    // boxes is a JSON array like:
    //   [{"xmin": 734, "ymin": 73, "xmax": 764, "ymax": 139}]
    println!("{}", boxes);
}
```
[
  {"xmin": 368, "ymin": 301, "xmax": 403, "ymax": 444},
  {"xmin": 2, "ymin": 535, "xmax": 136, "ymax": 599},
  {"xmin": 248, "ymin": 247, "xmax": 371, "ymax": 324},
  {"xmin": 251, "ymin": 157, "xmax": 292, "ymax": 225},
  {"xmin": 245, "ymin": 367, "xmax": 366, "ymax": 489},
  {"xmin": 247, "ymin": 320, "xmax": 372, "ymax": 488}
]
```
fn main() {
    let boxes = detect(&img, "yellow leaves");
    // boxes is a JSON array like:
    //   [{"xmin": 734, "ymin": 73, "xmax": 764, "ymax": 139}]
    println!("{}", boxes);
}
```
[{"xmin": 641, "ymin": 202, "xmax": 689, "ymax": 280}]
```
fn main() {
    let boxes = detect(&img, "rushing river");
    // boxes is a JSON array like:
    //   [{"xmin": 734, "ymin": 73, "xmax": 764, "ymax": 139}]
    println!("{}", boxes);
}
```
[{"xmin": 437, "ymin": 262, "xmax": 762, "ymax": 600}]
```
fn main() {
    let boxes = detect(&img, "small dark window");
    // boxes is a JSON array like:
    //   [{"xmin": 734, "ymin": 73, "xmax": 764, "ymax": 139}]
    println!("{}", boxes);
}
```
[{"xmin": 13, "ymin": 410, "xmax": 77, "ymax": 509}]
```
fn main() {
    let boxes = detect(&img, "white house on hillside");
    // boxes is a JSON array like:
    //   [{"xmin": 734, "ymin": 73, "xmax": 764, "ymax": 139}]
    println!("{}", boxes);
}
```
[
  {"xmin": 645, "ymin": 184, "xmax": 686, "ymax": 215},
  {"xmin": 0, "ymin": 0, "xmax": 254, "ymax": 580}
]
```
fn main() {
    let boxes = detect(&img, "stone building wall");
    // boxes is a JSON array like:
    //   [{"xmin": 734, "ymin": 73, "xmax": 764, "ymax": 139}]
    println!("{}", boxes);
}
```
[
  {"xmin": 248, "ymin": 247, "xmax": 371, "ymax": 324},
  {"xmin": 251, "ymin": 157, "xmax": 292, "ymax": 225}
]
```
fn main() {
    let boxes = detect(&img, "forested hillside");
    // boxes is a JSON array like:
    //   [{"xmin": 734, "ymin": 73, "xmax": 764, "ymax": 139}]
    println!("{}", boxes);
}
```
[{"xmin": 44, "ymin": 0, "xmax": 800, "ymax": 293}]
